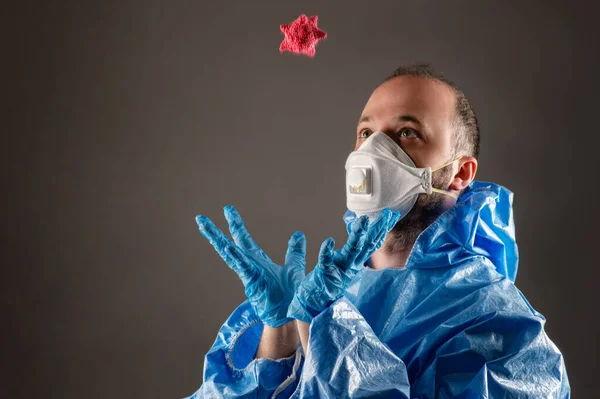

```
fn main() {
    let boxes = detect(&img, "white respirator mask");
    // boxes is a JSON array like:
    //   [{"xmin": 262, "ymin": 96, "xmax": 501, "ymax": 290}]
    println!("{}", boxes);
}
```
[{"xmin": 345, "ymin": 131, "xmax": 462, "ymax": 220}]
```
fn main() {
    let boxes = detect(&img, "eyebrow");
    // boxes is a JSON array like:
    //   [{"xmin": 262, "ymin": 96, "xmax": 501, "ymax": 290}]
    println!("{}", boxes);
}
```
[{"xmin": 358, "ymin": 114, "xmax": 423, "ymax": 126}]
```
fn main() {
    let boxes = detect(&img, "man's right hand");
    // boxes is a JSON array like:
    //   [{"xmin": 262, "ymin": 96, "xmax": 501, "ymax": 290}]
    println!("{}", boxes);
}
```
[{"xmin": 195, "ymin": 206, "xmax": 307, "ymax": 329}]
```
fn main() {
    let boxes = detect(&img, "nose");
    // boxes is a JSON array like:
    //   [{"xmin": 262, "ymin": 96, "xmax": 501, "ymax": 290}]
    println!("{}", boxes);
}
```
[
  {"xmin": 354, "ymin": 130, "xmax": 402, "ymax": 151},
  {"xmin": 376, "ymin": 130, "xmax": 403, "ymax": 148},
  {"xmin": 382, "ymin": 130, "xmax": 397, "ymax": 139}
]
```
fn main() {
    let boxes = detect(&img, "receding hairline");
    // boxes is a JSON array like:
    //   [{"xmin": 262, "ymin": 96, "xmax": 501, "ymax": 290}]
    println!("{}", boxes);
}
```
[
  {"xmin": 379, "ymin": 67, "xmax": 480, "ymax": 159},
  {"xmin": 378, "ymin": 74, "xmax": 461, "ymax": 107},
  {"xmin": 370, "ymin": 74, "xmax": 462, "ymax": 132}
]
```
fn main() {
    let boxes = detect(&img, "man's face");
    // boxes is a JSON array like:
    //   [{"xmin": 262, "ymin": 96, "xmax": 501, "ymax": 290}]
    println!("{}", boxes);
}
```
[{"xmin": 355, "ymin": 76, "xmax": 460, "ymax": 253}]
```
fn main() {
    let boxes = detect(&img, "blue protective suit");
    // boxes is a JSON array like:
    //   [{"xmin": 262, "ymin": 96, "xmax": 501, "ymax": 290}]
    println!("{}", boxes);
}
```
[{"xmin": 187, "ymin": 181, "xmax": 570, "ymax": 398}]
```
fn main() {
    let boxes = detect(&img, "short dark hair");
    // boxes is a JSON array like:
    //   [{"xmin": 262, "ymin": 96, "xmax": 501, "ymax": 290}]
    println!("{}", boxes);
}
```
[{"xmin": 384, "ymin": 64, "xmax": 480, "ymax": 159}]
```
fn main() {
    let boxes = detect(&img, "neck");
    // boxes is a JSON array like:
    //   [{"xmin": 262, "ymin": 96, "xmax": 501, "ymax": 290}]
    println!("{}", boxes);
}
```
[
  {"xmin": 369, "ymin": 243, "xmax": 414, "ymax": 269},
  {"xmin": 368, "ymin": 195, "xmax": 457, "ymax": 270}
]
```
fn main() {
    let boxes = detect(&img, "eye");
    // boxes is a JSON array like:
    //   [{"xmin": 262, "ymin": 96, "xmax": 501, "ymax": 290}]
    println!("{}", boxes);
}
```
[
  {"xmin": 358, "ymin": 129, "xmax": 372, "ymax": 139},
  {"xmin": 398, "ymin": 128, "xmax": 419, "ymax": 138}
]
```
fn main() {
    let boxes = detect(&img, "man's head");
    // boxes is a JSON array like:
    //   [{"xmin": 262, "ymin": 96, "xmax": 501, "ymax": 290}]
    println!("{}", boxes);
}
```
[{"xmin": 355, "ymin": 64, "xmax": 479, "ymax": 254}]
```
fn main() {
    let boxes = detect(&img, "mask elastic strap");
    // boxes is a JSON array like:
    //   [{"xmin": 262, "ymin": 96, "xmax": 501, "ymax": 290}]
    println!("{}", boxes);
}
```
[
  {"xmin": 430, "ymin": 156, "xmax": 464, "ymax": 199},
  {"xmin": 431, "ymin": 187, "xmax": 459, "ymax": 199},
  {"xmin": 431, "ymin": 155, "xmax": 464, "ymax": 173}
]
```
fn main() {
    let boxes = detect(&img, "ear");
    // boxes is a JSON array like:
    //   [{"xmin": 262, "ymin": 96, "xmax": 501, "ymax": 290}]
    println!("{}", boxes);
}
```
[{"xmin": 449, "ymin": 156, "xmax": 477, "ymax": 192}]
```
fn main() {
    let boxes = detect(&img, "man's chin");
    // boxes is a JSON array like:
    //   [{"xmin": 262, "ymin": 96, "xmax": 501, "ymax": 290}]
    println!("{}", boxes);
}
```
[{"xmin": 384, "ymin": 194, "xmax": 447, "ymax": 253}]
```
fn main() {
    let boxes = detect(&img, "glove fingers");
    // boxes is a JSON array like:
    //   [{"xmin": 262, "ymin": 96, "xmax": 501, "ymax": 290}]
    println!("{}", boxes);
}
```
[
  {"xmin": 223, "ymin": 206, "xmax": 272, "ymax": 262},
  {"xmin": 387, "ymin": 210, "xmax": 402, "ymax": 231},
  {"xmin": 342, "ymin": 209, "xmax": 357, "ymax": 235},
  {"xmin": 318, "ymin": 237, "xmax": 335, "ymax": 266},
  {"xmin": 371, "ymin": 210, "xmax": 401, "ymax": 250},
  {"xmin": 225, "ymin": 245, "xmax": 259, "ymax": 284},
  {"xmin": 339, "ymin": 215, "xmax": 369, "ymax": 269},
  {"xmin": 285, "ymin": 231, "xmax": 306, "ymax": 271},
  {"xmin": 370, "ymin": 210, "xmax": 393, "ymax": 248},
  {"xmin": 196, "ymin": 215, "xmax": 237, "ymax": 263},
  {"xmin": 356, "ymin": 209, "xmax": 393, "ymax": 264}
]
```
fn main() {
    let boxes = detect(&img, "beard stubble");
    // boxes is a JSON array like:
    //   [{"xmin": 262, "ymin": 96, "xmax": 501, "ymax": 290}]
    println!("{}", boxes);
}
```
[{"xmin": 383, "ymin": 164, "xmax": 455, "ymax": 254}]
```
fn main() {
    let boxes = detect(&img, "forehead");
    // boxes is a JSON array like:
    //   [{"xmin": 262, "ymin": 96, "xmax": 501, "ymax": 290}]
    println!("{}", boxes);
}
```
[{"xmin": 361, "ymin": 76, "xmax": 457, "ymax": 126}]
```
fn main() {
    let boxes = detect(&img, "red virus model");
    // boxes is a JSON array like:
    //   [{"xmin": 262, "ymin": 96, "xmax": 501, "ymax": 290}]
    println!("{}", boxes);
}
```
[{"xmin": 279, "ymin": 14, "xmax": 327, "ymax": 57}]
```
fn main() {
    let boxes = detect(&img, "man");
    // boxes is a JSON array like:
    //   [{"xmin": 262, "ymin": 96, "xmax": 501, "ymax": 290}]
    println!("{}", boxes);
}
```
[{"xmin": 187, "ymin": 64, "xmax": 570, "ymax": 398}]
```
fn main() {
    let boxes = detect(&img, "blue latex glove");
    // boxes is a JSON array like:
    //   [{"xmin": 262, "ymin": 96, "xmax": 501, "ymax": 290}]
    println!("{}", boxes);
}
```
[
  {"xmin": 342, "ymin": 209, "xmax": 357, "ymax": 235},
  {"xmin": 287, "ymin": 208, "xmax": 401, "ymax": 323},
  {"xmin": 196, "ymin": 206, "xmax": 306, "ymax": 328}
]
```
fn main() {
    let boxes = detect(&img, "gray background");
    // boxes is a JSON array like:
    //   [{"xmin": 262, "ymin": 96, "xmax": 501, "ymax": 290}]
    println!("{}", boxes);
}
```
[{"xmin": 2, "ymin": 0, "xmax": 598, "ymax": 398}]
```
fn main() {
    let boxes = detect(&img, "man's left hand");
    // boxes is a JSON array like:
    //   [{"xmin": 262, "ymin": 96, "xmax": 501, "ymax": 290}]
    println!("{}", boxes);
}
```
[{"xmin": 287, "ymin": 208, "xmax": 401, "ymax": 323}]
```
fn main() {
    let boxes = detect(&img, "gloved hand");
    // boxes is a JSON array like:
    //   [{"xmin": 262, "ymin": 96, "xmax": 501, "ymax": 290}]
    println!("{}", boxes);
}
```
[
  {"xmin": 196, "ymin": 206, "xmax": 306, "ymax": 328},
  {"xmin": 287, "ymin": 208, "xmax": 401, "ymax": 323}
]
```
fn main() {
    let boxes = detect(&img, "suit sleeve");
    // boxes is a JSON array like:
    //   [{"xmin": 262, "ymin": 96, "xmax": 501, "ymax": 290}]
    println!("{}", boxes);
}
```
[{"xmin": 184, "ymin": 300, "xmax": 304, "ymax": 399}]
